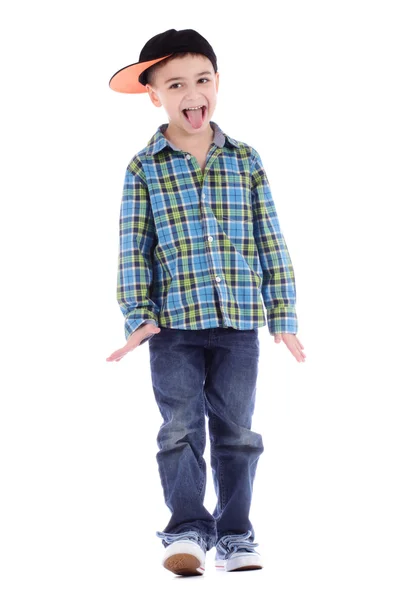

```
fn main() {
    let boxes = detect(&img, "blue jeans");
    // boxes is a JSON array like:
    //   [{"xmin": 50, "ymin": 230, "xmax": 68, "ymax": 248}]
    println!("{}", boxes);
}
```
[{"xmin": 148, "ymin": 326, "xmax": 264, "ymax": 552}]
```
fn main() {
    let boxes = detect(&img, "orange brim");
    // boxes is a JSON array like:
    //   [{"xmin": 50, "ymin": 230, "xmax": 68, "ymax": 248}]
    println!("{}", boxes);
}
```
[{"xmin": 109, "ymin": 54, "xmax": 174, "ymax": 94}]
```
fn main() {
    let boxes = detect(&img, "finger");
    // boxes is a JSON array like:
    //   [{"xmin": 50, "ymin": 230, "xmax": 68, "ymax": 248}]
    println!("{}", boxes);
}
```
[
  {"xmin": 291, "ymin": 348, "xmax": 302, "ymax": 362},
  {"xmin": 111, "ymin": 350, "xmax": 128, "ymax": 361},
  {"xmin": 289, "ymin": 336, "xmax": 304, "ymax": 351},
  {"xmin": 293, "ymin": 338, "xmax": 305, "ymax": 353},
  {"xmin": 296, "ymin": 348, "xmax": 306, "ymax": 361},
  {"xmin": 287, "ymin": 341, "xmax": 306, "ymax": 362},
  {"xmin": 114, "ymin": 343, "xmax": 139, "ymax": 360},
  {"xmin": 280, "ymin": 336, "xmax": 306, "ymax": 362}
]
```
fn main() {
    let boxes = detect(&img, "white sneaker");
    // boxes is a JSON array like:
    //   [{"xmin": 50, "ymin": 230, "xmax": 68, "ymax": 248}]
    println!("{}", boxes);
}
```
[
  {"xmin": 215, "ymin": 530, "xmax": 263, "ymax": 572},
  {"xmin": 157, "ymin": 531, "xmax": 206, "ymax": 576}
]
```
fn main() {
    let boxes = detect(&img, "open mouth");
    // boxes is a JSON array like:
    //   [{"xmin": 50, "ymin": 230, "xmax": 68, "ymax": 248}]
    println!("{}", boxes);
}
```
[{"xmin": 182, "ymin": 105, "xmax": 207, "ymax": 127}]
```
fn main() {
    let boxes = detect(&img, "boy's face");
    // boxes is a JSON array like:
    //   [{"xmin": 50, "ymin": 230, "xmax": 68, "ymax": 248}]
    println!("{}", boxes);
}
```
[{"xmin": 145, "ymin": 54, "xmax": 219, "ymax": 137}]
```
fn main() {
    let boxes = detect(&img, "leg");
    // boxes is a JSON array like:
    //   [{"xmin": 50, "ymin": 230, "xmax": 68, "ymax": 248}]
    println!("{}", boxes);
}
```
[
  {"xmin": 203, "ymin": 327, "xmax": 264, "ymax": 542},
  {"xmin": 148, "ymin": 327, "xmax": 217, "ymax": 551}
]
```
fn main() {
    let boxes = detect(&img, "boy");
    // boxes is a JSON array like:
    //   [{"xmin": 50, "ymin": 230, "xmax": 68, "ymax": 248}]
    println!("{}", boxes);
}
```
[{"xmin": 107, "ymin": 28, "xmax": 306, "ymax": 576}]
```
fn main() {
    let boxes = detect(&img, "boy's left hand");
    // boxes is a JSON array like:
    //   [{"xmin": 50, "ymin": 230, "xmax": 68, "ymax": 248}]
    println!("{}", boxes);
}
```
[{"xmin": 274, "ymin": 333, "xmax": 306, "ymax": 363}]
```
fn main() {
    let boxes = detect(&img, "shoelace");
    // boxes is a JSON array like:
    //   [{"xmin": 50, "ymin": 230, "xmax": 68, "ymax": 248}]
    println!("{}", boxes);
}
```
[{"xmin": 216, "ymin": 530, "xmax": 259, "ymax": 559}]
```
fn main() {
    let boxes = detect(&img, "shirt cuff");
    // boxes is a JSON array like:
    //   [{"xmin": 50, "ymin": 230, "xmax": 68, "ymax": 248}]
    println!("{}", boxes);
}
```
[
  {"xmin": 125, "ymin": 317, "xmax": 158, "ymax": 344},
  {"xmin": 266, "ymin": 306, "xmax": 298, "ymax": 335}
]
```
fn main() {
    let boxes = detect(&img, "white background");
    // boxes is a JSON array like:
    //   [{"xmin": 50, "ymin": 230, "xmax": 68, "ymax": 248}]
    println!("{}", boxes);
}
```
[{"xmin": 1, "ymin": 1, "xmax": 400, "ymax": 598}]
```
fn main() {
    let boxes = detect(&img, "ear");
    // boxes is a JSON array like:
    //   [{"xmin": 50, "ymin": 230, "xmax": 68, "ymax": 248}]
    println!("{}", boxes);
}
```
[
  {"xmin": 146, "ymin": 84, "xmax": 162, "ymax": 108},
  {"xmin": 215, "ymin": 71, "xmax": 220, "ymax": 93}
]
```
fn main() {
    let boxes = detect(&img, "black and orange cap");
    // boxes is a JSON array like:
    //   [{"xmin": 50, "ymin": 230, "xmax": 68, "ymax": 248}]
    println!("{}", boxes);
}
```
[{"xmin": 109, "ymin": 28, "xmax": 218, "ymax": 94}]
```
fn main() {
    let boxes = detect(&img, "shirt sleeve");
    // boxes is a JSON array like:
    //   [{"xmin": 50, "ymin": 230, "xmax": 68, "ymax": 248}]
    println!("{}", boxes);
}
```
[
  {"xmin": 250, "ymin": 149, "xmax": 298, "ymax": 335},
  {"xmin": 117, "ymin": 164, "xmax": 160, "ymax": 345}
]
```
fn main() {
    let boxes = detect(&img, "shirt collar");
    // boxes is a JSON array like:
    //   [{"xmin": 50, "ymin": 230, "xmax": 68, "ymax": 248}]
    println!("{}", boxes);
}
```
[{"xmin": 145, "ymin": 121, "xmax": 240, "ymax": 156}]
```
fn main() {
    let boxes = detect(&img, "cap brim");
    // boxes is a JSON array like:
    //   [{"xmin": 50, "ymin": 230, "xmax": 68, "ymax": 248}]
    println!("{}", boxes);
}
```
[{"xmin": 109, "ymin": 54, "xmax": 174, "ymax": 94}]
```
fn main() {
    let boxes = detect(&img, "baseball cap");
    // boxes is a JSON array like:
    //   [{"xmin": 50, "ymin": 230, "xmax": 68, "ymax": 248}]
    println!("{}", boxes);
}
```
[{"xmin": 109, "ymin": 28, "xmax": 218, "ymax": 94}]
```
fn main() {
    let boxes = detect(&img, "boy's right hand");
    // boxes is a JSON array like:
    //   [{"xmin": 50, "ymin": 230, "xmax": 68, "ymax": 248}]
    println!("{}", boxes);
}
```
[{"xmin": 106, "ymin": 323, "xmax": 161, "ymax": 362}]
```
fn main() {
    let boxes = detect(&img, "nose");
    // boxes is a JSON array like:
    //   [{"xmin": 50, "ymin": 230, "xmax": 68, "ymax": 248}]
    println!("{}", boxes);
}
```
[{"xmin": 184, "ymin": 81, "xmax": 204, "ymax": 101}]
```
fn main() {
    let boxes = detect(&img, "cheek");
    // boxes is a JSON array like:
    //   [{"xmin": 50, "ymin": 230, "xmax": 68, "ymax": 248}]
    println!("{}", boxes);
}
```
[{"xmin": 207, "ymin": 94, "xmax": 217, "ymax": 106}]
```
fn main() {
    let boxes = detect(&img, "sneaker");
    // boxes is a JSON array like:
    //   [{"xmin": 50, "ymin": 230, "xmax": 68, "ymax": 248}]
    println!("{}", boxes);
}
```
[
  {"xmin": 215, "ymin": 530, "xmax": 263, "ymax": 572},
  {"xmin": 156, "ymin": 530, "xmax": 207, "ymax": 576}
]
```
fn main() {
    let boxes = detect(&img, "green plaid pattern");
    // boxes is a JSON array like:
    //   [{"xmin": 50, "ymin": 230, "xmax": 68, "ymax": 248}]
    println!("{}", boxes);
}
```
[{"xmin": 117, "ymin": 121, "xmax": 298, "ymax": 344}]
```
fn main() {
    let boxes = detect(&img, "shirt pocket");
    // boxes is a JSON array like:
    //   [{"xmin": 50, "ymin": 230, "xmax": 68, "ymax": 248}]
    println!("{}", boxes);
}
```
[{"xmin": 213, "ymin": 168, "xmax": 253, "ymax": 223}]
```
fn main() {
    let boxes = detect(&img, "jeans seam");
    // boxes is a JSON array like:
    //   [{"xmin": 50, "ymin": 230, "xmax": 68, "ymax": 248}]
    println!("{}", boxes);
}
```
[
  {"xmin": 196, "ymin": 388, "xmax": 207, "ymax": 496},
  {"xmin": 210, "ymin": 414, "xmax": 226, "ymax": 511}
]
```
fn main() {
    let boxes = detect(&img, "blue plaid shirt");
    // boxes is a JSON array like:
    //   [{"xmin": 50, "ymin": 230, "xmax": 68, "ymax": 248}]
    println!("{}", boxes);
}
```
[{"xmin": 117, "ymin": 121, "xmax": 298, "ymax": 345}]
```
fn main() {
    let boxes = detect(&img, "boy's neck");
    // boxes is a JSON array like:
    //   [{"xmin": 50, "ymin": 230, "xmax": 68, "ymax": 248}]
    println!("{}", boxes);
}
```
[{"xmin": 163, "ymin": 121, "xmax": 214, "ymax": 152}]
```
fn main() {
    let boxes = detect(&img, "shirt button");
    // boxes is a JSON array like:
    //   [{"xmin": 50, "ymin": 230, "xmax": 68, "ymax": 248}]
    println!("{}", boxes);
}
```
[
  {"xmin": 202, "ymin": 193, "xmax": 206, "ymax": 199},
  {"xmin": 186, "ymin": 154, "xmax": 191, "ymax": 159},
  {"xmin": 208, "ymin": 236, "xmax": 213, "ymax": 242},
  {"xmin": 215, "ymin": 276, "xmax": 221, "ymax": 282}
]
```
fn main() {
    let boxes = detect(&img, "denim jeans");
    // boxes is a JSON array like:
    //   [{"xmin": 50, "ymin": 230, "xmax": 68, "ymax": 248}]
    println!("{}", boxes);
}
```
[{"xmin": 148, "ymin": 326, "xmax": 264, "ymax": 552}]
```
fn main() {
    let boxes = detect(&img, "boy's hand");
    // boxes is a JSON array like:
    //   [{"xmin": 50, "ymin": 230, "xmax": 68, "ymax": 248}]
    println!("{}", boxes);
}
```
[
  {"xmin": 274, "ymin": 333, "xmax": 306, "ymax": 363},
  {"xmin": 106, "ymin": 324, "xmax": 161, "ymax": 362}
]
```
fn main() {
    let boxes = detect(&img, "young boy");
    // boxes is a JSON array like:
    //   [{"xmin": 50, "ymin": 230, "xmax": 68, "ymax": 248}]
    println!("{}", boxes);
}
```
[{"xmin": 107, "ymin": 28, "xmax": 306, "ymax": 576}]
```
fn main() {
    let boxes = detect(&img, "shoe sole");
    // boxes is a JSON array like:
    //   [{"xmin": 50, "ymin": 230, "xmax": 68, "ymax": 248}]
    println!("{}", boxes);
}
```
[
  {"xmin": 164, "ymin": 553, "xmax": 205, "ymax": 576},
  {"xmin": 162, "ymin": 541, "xmax": 206, "ymax": 576}
]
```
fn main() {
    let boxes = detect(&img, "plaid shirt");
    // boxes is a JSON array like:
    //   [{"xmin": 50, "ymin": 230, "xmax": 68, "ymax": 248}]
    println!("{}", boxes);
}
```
[{"xmin": 117, "ymin": 121, "xmax": 298, "ymax": 345}]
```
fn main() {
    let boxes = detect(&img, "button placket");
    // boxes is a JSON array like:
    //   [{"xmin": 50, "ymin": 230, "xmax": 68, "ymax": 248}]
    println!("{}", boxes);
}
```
[{"xmin": 201, "ymin": 188, "xmax": 224, "ymax": 305}]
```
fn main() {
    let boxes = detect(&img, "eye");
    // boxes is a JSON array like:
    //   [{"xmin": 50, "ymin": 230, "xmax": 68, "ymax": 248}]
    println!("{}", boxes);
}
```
[{"xmin": 169, "ymin": 78, "xmax": 210, "ymax": 89}]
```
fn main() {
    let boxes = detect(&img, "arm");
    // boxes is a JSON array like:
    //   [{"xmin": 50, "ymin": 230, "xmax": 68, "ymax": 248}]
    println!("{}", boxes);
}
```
[
  {"xmin": 250, "ymin": 149, "xmax": 298, "ymax": 335},
  {"xmin": 117, "ymin": 164, "xmax": 159, "ymax": 346}
]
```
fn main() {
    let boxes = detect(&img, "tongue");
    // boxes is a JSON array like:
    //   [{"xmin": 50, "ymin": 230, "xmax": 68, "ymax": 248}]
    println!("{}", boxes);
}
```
[{"xmin": 185, "ymin": 108, "xmax": 203, "ymax": 129}]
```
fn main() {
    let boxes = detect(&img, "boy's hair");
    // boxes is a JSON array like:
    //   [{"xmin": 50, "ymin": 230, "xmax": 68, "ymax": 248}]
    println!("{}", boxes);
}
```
[{"xmin": 143, "ymin": 51, "xmax": 216, "ymax": 88}]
